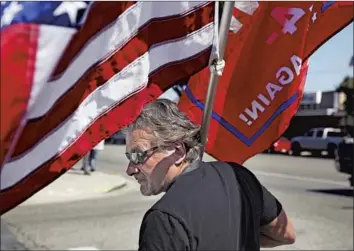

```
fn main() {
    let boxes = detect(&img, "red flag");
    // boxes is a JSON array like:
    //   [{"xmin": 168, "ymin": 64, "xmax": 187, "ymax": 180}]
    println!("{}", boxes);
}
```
[
  {"xmin": 0, "ymin": 1, "xmax": 216, "ymax": 215},
  {"xmin": 179, "ymin": 1, "xmax": 353, "ymax": 164}
]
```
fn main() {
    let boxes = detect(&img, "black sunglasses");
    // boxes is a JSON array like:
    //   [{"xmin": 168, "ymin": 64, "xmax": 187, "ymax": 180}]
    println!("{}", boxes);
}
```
[{"xmin": 125, "ymin": 146, "xmax": 159, "ymax": 165}]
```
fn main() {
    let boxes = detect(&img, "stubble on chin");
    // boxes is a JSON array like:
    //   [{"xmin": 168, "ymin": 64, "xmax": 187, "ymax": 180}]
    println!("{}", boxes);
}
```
[{"xmin": 140, "ymin": 181, "xmax": 153, "ymax": 196}]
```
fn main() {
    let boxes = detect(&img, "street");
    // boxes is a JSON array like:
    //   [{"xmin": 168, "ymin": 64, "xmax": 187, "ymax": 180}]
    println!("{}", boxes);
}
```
[{"xmin": 1, "ymin": 145, "xmax": 353, "ymax": 250}]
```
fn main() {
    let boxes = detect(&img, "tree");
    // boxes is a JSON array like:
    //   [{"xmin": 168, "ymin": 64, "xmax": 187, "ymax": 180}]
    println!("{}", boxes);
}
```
[
  {"xmin": 336, "ymin": 56, "xmax": 354, "ymax": 135},
  {"xmin": 337, "ymin": 76, "xmax": 354, "ymax": 114}
]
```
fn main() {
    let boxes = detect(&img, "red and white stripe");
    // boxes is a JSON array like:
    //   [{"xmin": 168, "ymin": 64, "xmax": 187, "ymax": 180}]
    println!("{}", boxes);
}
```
[{"xmin": 0, "ymin": 1, "xmax": 216, "ymax": 214}]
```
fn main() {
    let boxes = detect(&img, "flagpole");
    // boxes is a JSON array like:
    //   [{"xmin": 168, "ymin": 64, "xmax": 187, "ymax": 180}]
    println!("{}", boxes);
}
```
[{"xmin": 200, "ymin": 1, "xmax": 235, "ymax": 159}]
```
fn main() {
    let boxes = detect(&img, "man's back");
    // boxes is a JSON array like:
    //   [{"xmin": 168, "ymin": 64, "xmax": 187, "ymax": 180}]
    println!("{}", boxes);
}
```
[{"xmin": 139, "ymin": 161, "xmax": 282, "ymax": 250}]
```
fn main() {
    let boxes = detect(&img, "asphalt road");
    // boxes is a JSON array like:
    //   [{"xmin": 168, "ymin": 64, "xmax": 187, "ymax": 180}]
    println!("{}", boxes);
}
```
[{"xmin": 2, "ymin": 145, "xmax": 353, "ymax": 250}]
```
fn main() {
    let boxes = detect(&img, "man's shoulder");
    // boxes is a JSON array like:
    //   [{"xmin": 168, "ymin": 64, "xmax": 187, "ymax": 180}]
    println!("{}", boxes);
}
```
[
  {"xmin": 170, "ymin": 160, "xmax": 238, "ymax": 190},
  {"xmin": 160, "ymin": 161, "xmax": 249, "ymax": 194},
  {"xmin": 151, "ymin": 161, "xmax": 246, "ymax": 211},
  {"xmin": 168, "ymin": 160, "xmax": 262, "ymax": 202},
  {"xmin": 141, "ymin": 208, "xmax": 178, "ymax": 226},
  {"xmin": 201, "ymin": 161, "xmax": 254, "ymax": 180}
]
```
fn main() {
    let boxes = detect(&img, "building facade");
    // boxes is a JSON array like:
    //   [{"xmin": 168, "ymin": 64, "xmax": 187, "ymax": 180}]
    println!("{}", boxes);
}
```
[{"xmin": 284, "ymin": 90, "xmax": 346, "ymax": 138}]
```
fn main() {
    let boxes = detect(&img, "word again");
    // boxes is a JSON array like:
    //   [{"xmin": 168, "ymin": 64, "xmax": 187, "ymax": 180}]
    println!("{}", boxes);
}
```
[{"xmin": 239, "ymin": 54, "xmax": 302, "ymax": 127}]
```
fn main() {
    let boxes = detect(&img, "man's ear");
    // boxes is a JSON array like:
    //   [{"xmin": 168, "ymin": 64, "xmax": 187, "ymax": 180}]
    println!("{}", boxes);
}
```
[{"xmin": 174, "ymin": 143, "xmax": 186, "ymax": 166}]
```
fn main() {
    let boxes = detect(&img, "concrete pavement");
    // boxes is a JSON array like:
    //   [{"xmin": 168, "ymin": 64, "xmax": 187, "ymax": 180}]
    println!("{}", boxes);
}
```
[{"xmin": 21, "ymin": 167, "xmax": 127, "ymax": 206}]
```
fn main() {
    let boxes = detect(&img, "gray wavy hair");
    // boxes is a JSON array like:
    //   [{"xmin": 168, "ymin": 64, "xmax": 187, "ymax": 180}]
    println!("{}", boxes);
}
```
[{"xmin": 126, "ymin": 99, "xmax": 202, "ymax": 163}]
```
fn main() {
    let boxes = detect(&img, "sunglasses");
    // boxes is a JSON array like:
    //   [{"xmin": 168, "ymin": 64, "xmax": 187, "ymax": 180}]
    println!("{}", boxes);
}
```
[{"xmin": 125, "ymin": 146, "xmax": 159, "ymax": 165}]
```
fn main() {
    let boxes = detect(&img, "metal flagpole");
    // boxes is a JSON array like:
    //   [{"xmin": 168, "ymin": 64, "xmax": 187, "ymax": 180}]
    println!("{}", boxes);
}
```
[{"xmin": 200, "ymin": 1, "xmax": 235, "ymax": 160}]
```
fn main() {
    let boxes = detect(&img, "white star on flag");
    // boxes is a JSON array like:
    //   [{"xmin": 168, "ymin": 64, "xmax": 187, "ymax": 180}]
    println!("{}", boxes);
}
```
[
  {"xmin": 1, "ymin": 1, "xmax": 23, "ymax": 27},
  {"xmin": 230, "ymin": 1, "xmax": 259, "ymax": 34},
  {"xmin": 312, "ymin": 12, "xmax": 317, "ymax": 23},
  {"xmin": 53, "ymin": 2, "xmax": 87, "ymax": 25}
]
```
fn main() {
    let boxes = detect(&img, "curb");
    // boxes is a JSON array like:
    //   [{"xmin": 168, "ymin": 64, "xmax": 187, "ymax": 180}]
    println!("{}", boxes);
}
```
[
  {"xmin": 19, "ymin": 172, "xmax": 129, "ymax": 206},
  {"xmin": 104, "ymin": 182, "xmax": 127, "ymax": 193}
]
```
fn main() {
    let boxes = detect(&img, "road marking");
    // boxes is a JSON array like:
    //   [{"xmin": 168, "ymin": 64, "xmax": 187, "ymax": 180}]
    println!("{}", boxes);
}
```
[
  {"xmin": 253, "ymin": 170, "xmax": 349, "ymax": 187},
  {"xmin": 68, "ymin": 247, "xmax": 99, "ymax": 250}
]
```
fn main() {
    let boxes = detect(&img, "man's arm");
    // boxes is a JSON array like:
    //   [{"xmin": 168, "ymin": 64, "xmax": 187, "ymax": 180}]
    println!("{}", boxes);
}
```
[
  {"xmin": 139, "ymin": 210, "xmax": 190, "ymax": 251},
  {"xmin": 259, "ymin": 185, "xmax": 296, "ymax": 247}
]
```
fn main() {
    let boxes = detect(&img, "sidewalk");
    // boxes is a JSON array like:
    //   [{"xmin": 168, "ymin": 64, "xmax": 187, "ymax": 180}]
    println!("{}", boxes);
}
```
[
  {"xmin": 2, "ymin": 164, "xmax": 127, "ymax": 250},
  {"xmin": 21, "ymin": 167, "xmax": 127, "ymax": 206}
]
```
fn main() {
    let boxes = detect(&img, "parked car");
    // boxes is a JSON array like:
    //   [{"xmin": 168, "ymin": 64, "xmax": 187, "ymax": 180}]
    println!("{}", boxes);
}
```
[
  {"xmin": 106, "ymin": 131, "xmax": 126, "ymax": 144},
  {"xmin": 334, "ymin": 136, "xmax": 353, "ymax": 187},
  {"xmin": 267, "ymin": 137, "xmax": 291, "ymax": 154},
  {"xmin": 290, "ymin": 127, "xmax": 345, "ymax": 157}
]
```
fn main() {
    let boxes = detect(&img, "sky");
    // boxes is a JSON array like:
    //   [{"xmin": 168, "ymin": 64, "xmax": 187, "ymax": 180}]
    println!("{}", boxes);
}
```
[{"xmin": 306, "ymin": 22, "xmax": 353, "ymax": 92}]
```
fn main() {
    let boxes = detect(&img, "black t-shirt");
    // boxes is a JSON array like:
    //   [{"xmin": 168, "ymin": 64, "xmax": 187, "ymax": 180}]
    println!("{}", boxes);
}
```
[{"xmin": 139, "ymin": 161, "xmax": 282, "ymax": 251}]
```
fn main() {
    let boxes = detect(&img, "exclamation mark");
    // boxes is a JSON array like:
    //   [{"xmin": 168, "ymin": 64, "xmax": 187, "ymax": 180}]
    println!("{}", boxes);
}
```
[{"xmin": 239, "ymin": 113, "xmax": 252, "ymax": 126}]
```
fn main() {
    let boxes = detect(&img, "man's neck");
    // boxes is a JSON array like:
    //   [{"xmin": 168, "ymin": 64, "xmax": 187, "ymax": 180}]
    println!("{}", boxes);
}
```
[{"xmin": 163, "ymin": 160, "xmax": 201, "ymax": 192}]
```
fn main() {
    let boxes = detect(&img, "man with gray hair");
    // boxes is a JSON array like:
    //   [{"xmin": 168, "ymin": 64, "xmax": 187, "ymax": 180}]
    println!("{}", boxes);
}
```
[{"xmin": 125, "ymin": 99, "xmax": 295, "ymax": 250}]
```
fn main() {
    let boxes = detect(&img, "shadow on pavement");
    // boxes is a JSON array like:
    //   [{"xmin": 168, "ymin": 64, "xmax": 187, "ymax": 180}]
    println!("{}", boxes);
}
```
[
  {"xmin": 1, "ymin": 221, "xmax": 27, "ymax": 250},
  {"xmin": 307, "ymin": 188, "xmax": 353, "ymax": 197}
]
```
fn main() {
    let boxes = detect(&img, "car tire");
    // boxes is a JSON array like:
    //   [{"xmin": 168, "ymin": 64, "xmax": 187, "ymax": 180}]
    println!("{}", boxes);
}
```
[
  {"xmin": 267, "ymin": 146, "xmax": 274, "ymax": 154},
  {"xmin": 291, "ymin": 142, "xmax": 301, "ymax": 156}
]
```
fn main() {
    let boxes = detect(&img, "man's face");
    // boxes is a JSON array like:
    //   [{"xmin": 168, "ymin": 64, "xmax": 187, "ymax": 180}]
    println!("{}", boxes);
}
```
[{"xmin": 125, "ymin": 129, "xmax": 175, "ymax": 196}]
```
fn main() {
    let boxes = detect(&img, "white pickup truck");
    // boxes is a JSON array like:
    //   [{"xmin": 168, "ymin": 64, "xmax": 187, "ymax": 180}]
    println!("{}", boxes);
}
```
[{"xmin": 290, "ymin": 127, "xmax": 345, "ymax": 157}]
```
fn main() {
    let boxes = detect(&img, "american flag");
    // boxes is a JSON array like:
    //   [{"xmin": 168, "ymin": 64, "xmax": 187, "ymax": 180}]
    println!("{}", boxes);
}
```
[{"xmin": 0, "ymin": 1, "xmax": 216, "ymax": 214}]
